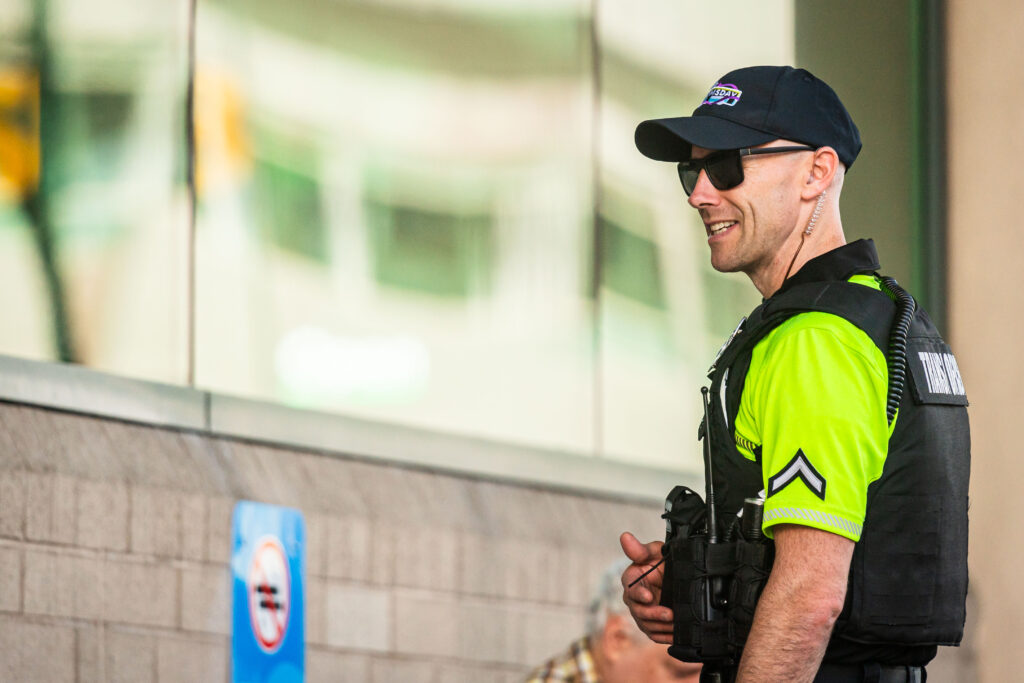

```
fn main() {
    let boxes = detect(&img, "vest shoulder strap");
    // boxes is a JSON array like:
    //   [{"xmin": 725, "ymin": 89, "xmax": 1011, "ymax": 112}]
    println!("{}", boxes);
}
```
[
  {"xmin": 755, "ymin": 280, "xmax": 896, "ymax": 354},
  {"xmin": 717, "ymin": 280, "xmax": 897, "ymax": 426}
]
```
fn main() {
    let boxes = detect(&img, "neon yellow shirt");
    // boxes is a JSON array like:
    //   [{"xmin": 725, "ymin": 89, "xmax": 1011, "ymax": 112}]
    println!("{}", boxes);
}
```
[{"xmin": 733, "ymin": 274, "xmax": 893, "ymax": 542}]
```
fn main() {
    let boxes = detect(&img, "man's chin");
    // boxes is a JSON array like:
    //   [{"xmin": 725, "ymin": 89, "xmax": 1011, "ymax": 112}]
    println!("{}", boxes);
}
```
[{"xmin": 709, "ymin": 255, "xmax": 744, "ymax": 274}]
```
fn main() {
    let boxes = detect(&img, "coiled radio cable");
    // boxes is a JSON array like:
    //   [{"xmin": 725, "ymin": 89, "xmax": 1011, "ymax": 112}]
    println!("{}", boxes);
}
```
[{"xmin": 879, "ymin": 276, "xmax": 916, "ymax": 425}]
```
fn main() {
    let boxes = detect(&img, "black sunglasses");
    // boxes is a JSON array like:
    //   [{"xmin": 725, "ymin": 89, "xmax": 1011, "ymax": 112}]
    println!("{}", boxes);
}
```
[{"xmin": 676, "ymin": 145, "xmax": 816, "ymax": 196}]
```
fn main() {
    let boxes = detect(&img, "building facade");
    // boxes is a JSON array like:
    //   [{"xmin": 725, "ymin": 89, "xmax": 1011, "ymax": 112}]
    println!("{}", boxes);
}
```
[{"xmin": 0, "ymin": 0, "xmax": 1015, "ymax": 680}]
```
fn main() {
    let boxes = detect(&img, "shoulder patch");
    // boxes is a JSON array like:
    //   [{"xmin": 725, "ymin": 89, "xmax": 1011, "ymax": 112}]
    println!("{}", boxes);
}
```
[
  {"xmin": 767, "ymin": 449, "xmax": 826, "ymax": 500},
  {"xmin": 908, "ymin": 339, "xmax": 969, "ymax": 406}
]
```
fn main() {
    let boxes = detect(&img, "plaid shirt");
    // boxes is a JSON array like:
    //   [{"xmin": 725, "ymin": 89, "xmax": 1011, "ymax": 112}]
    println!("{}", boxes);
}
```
[{"xmin": 525, "ymin": 636, "xmax": 601, "ymax": 683}]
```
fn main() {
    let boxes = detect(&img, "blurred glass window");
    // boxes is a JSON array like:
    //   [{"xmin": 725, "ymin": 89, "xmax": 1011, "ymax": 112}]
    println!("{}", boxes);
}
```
[
  {"xmin": 1, "ymin": 0, "xmax": 804, "ymax": 470},
  {"xmin": 0, "ymin": 0, "xmax": 191, "ymax": 382},
  {"xmin": 194, "ymin": 0, "xmax": 596, "ymax": 453}
]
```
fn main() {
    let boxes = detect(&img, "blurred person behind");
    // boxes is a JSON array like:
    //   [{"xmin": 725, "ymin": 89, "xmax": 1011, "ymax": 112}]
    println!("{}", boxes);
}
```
[{"xmin": 526, "ymin": 559, "xmax": 701, "ymax": 682}]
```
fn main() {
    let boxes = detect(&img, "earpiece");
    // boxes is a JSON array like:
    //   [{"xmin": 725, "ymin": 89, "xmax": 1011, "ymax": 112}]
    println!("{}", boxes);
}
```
[{"xmin": 804, "ymin": 190, "xmax": 827, "ymax": 235}]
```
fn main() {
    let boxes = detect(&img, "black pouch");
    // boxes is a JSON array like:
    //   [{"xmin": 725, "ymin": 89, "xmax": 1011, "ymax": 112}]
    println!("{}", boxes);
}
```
[
  {"xmin": 658, "ymin": 487, "xmax": 735, "ymax": 663},
  {"xmin": 727, "ymin": 537, "xmax": 774, "ymax": 646}
]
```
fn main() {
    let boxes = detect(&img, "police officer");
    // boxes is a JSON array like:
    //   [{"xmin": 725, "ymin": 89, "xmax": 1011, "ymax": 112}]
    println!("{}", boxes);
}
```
[{"xmin": 619, "ymin": 66, "xmax": 970, "ymax": 683}]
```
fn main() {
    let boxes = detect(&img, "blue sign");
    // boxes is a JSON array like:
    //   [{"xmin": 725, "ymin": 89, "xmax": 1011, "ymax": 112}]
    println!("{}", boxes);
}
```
[{"xmin": 232, "ymin": 501, "xmax": 305, "ymax": 683}]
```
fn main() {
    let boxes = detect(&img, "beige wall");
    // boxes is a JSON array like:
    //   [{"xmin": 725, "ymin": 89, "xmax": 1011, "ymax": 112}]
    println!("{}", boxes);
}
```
[
  {"xmin": 948, "ymin": 2, "xmax": 1024, "ymax": 681},
  {"xmin": 795, "ymin": 0, "xmax": 916, "ymax": 289}
]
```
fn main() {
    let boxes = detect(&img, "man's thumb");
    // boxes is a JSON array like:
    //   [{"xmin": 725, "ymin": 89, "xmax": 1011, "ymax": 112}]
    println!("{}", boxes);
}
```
[{"xmin": 620, "ymin": 531, "xmax": 652, "ymax": 563}]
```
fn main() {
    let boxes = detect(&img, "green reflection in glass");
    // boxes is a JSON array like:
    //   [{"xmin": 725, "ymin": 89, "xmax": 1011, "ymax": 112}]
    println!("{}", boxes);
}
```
[
  {"xmin": 249, "ymin": 124, "xmax": 327, "ymax": 263},
  {"xmin": 253, "ymin": 160, "xmax": 327, "ymax": 264},
  {"xmin": 367, "ymin": 202, "xmax": 493, "ymax": 298},
  {"xmin": 363, "ymin": 161, "xmax": 495, "ymax": 298},
  {"xmin": 599, "ymin": 217, "xmax": 666, "ymax": 310},
  {"xmin": 597, "ymin": 184, "xmax": 673, "ymax": 364}
]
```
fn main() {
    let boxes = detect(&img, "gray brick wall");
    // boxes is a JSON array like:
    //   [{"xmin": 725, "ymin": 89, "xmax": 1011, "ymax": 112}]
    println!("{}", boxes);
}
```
[
  {"xmin": 0, "ymin": 616, "xmax": 76, "ymax": 681},
  {"xmin": 0, "ymin": 402, "xmax": 664, "ymax": 681}
]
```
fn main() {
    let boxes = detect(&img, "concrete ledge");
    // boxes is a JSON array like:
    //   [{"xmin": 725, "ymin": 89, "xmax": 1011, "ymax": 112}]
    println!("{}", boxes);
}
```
[
  {"xmin": 0, "ymin": 354, "xmax": 698, "ymax": 503},
  {"xmin": 210, "ymin": 394, "xmax": 697, "ymax": 502},
  {"xmin": 0, "ymin": 355, "xmax": 206, "ymax": 430}
]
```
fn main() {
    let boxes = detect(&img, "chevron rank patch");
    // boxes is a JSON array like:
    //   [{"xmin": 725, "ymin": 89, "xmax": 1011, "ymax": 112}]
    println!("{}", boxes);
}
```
[{"xmin": 768, "ymin": 449, "xmax": 826, "ymax": 500}]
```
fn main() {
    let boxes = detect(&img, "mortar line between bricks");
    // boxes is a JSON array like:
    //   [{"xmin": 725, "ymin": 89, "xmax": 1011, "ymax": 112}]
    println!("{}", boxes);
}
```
[
  {"xmin": 7, "ymin": 613, "xmax": 232, "ymax": 643},
  {"xmin": 175, "ymin": 565, "xmax": 183, "ymax": 630},
  {"xmin": 175, "ymin": 488, "xmax": 185, "ymax": 566},
  {"xmin": 151, "ymin": 628, "xmax": 159, "ymax": 682},
  {"xmin": 73, "ymin": 625, "xmax": 80, "ymax": 683},
  {"xmin": 19, "ymin": 471, "xmax": 27, "ymax": 540},
  {"xmin": 126, "ymin": 481, "xmax": 134, "ymax": 555},
  {"xmin": 388, "ymin": 573, "xmax": 397, "ymax": 655},
  {"xmin": 0, "ymin": 537, "xmax": 232, "ymax": 568},
  {"xmin": 98, "ymin": 621, "xmax": 108, "ymax": 682},
  {"xmin": 0, "ymin": 613, "xmax": 155, "ymax": 632},
  {"xmin": 202, "ymin": 497, "xmax": 213, "ymax": 566},
  {"xmin": 68, "ymin": 478, "xmax": 79, "ymax": 547},
  {"xmin": 18, "ymin": 545, "xmax": 24, "ymax": 614},
  {"xmin": 389, "ymin": 584, "xmax": 574, "ymax": 609},
  {"xmin": 362, "ymin": 649, "xmax": 533, "ymax": 671}
]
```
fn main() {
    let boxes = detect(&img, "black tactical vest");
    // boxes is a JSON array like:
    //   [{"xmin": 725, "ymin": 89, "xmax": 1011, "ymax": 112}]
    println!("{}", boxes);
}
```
[{"xmin": 704, "ymin": 268, "xmax": 970, "ymax": 656}]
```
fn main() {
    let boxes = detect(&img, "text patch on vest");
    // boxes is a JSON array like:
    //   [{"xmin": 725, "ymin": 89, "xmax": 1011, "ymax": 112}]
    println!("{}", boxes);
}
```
[{"xmin": 908, "ymin": 340, "xmax": 968, "ymax": 406}]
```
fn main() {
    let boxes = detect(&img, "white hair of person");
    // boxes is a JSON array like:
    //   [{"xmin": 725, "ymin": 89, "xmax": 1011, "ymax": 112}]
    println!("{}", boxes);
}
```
[{"xmin": 587, "ymin": 558, "xmax": 646, "ymax": 642}]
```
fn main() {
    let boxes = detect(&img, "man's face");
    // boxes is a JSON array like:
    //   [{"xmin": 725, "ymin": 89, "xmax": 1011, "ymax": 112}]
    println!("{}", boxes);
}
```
[
  {"xmin": 605, "ymin": 638, "xmax": 701, "ymax": 683},
  {"xmin": 686, "ymin": 141, "xmax": 808, "ymax": 276}
]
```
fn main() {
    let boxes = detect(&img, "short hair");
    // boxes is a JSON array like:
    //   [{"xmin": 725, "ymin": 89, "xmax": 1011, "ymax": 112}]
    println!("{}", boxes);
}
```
[{"xmin": 586, "ymin": 558, "xmax": 637, "ymax": 639}]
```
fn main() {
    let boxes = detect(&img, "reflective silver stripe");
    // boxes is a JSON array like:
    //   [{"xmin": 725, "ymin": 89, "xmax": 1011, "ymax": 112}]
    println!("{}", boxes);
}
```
[
  {"xmin": 763, "ymin": 507, "xmax": 863, "ymax": 538},
  {"xmin": 720, "ymin": 368, "xmax": 730, "ymax": 429}
]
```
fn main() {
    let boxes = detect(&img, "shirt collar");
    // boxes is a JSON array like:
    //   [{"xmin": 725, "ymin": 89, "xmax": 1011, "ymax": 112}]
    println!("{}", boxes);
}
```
[{"xmin": 772, "ymin": 238, "xmax": 881, "ymax": 299}]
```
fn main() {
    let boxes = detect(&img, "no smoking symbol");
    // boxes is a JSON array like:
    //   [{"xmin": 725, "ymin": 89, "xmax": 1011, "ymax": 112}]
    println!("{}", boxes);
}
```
[{"xmin": 247, "ymin": 537, "xmax": 291, "ymax": 652}]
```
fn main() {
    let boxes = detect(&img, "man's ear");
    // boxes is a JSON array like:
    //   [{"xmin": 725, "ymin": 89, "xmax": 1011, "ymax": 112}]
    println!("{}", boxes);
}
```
[
  {"xmin": 801, "ymin": 145, "xmax": 840, "ymax": 200},
  {"xmin": 599, "ymin": 614, "xmax": 636, "ymax": 663}
]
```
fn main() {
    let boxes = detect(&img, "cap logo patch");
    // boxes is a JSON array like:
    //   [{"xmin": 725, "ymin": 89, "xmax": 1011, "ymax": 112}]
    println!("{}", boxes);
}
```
[{"xmin": 702, "ymin": 82, "xmax": 742, "ymax": 107}]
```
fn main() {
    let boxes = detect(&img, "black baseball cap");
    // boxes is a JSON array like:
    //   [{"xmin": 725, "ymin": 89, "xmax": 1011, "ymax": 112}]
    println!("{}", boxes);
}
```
[{"xmin": 635, "ymin": 65, "xmax": 862, "ymax": 169}]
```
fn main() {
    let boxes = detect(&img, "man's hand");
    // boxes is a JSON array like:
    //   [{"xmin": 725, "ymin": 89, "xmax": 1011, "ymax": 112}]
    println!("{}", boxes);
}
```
[{"xmin": 619, "ymin": 531, "xmax": 674, "ymax": 643}]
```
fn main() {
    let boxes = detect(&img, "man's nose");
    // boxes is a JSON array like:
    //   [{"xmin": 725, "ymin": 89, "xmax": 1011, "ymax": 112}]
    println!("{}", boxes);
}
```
[{"xmin": 687, "ymin": 169, "xmax": 719, "ymax": 208}]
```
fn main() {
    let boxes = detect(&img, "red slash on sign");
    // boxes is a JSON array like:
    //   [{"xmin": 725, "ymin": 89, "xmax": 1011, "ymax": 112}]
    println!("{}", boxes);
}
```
[{"xmin": 246, "ymin": 537, "xmax": 291, "ymax": 652}]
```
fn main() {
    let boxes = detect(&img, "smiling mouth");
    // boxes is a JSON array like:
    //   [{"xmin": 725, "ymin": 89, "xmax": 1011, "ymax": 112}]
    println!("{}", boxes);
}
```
[{"xmin": 706, "ymin": 220, "xmax": 737, "ymax": 237}]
